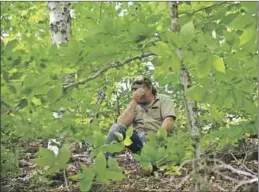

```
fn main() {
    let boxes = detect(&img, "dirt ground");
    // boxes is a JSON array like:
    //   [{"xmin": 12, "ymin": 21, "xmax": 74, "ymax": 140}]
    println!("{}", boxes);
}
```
[{"xmin": 1, "ymin": 138, "xmax": 258, "ymax": 192}]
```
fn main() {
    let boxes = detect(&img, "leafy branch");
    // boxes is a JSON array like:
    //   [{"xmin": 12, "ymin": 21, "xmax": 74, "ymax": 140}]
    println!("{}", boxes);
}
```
[{"xmin": 63, "ymin": 52, "xmax": 156, "ymax": 90}]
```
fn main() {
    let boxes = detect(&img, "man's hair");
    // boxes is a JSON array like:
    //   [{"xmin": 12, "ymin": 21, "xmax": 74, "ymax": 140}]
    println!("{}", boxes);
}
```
[{"xmin": 132, "ymin": 76, "xmax": 157, "ymax": 96}]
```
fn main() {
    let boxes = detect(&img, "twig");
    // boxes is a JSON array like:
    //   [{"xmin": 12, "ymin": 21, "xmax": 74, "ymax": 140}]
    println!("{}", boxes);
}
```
[
  {"xmin": 213, "ymin": 183, "xmax": 228, "ymax": 192},
  {"xmin": 72, "ymin": 154, "xmax": 88, "ymax": 158},
  {"xmin": 233, "ymin": 178, "xmax": 258, "ymax": 192},
  {"xmin": 179, "ymin": 2, "xmax": 228, "ymax": 16},
  {"xmin": 116, "ymin": 91, "xmax": 120, "ymax": 119},
  {"xmin": 63, "ymin": 169, "xmax": 69, "ymax": 189},
  {"xmin": 230, "ymin": 152, "xmax": 256, "ymax": 176},
  {"xmin": 242, "ymin": 142, "xmax": 248, "ymax": 164},
  {"xmin": 63, "ymin": 52, "xmax": 156, "ymax": 90},
  {"xmin": 213, "ymin": 170, "xmax": 239, "ymax": 184},
  {"xmin": 210, "ymin": 159, "xmax": 257, "ymax": 178},
  {"xmin": 175, "ymin": 171, "xmax": 194, "ymax": 189}
]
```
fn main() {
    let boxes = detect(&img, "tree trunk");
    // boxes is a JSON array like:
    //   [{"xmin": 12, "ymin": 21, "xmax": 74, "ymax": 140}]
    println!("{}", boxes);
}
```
[
  {"xmin": 47, "ymin": 3, "xmax": 72, "ymax": 189},
  {"xmin": 168, "ymin": 2, "xmax": 207, "ymax": 191},
  {"xmin": 47, "ymin": 2, "xmax": 71, "ymax": 45}
]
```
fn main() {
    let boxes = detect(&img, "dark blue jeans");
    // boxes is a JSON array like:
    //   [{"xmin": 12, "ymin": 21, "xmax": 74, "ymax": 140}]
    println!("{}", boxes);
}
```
[{"xmin": 105, "ymin": 124, "xmax": 145, "ymax": 159}]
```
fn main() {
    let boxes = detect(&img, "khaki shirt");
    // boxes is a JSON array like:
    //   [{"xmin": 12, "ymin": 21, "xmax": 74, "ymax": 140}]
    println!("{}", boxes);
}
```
[{"xmin": 133, "ymin": 94, "xmax": 176, "ymax": 133}]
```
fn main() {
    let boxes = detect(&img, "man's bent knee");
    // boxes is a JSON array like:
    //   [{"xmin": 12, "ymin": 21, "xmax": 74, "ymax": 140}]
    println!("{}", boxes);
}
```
[
  {"xmin": 108, "ymin": 124, "xmax": 122, "ymax": 134},
  {"xmin": 105, "ymin": 124, "xmax": 126, "ymax": 144}
]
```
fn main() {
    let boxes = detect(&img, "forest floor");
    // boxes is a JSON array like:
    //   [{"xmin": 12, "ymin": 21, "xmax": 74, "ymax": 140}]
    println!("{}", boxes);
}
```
[{"xmin": 1, "ymin": 137, "xmax": 258, "ymax": 192}]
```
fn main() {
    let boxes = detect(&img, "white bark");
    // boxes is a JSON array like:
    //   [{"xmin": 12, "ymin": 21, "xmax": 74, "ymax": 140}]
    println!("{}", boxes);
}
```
[
  {"xmin": 47, "ymin": 2, "xmax": 72, "ymax": 156},
  {"xmin": 47, "ymin": 2, "xmax": 71, "ymax": 45}
]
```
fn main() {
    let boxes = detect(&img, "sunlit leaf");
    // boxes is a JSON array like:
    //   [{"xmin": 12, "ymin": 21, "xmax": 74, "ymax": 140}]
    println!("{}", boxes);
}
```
[
  {"xmin": 211, "ymin": 55, "xmax": 225, "ymax": 73},
  {"xmin": 180, "ymin": 21, "xmax": 195, "ymax": 38}
]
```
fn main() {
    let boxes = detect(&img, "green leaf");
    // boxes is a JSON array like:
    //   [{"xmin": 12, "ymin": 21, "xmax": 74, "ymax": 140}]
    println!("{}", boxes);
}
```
[
  {"xmin": 107, "ymin": 143, "xmax": 124, "ymax": 153},
  {"xmin": 34, "ymin": 74, "xmax": 50, "ymax": 86},
  {"xmin": 230, "ymin": 14, "xmax": 255, "ymax": 29},
  {"xmin": 241, "ymin": 2, "xmax": 258, "ymax": 14},
  {"xmin": 62, "ymin": 68, "xmax": 77, "ymax": 73},
  {"xmin": 240, "ymin": 26, "xmax": 256, "ymax": 46},
  {"xmin": 156, "ymin": 127, "xmax": 167, "ymax": 139},
  {"xmin": 108, "ymin": 157, "xmax": 122, "ymax": 171},
  {"xmin": 33, "ymin": 85, "xmax": 50, "ymax": 95},
  {"xmin": 47, "ymin": 85, "xmax": 62, "ymax": 102},
  {"xmin": 203, "ymin": 34, "xmax": 219, "ymax": 50},
  {"xmin": 80, "ymin": 168, "xmax": 95, "ymax": 192},
  {"xmin": 106, "ymin": 170, "xmax": 125, "ymax": 181},
  {"xmin": 32, "ymin": 97, "xmax": 42, "ymax": 106},
  {"xmin": 180, "ymin": 21, "xmax": 195, "ymax": 38},
  {"xmin": 93, "ymin": 131, "xmax": 105, "ymax": 148},
  {"xmin": 186, "ymin": 86, "xmax": 207, "ymax": 101},
  {"xmin": 114, "ymin": 132, "xmax": 124, "ymax": 142},
  {"xmin": 35, "ymin": 147, "xmax": 55, "ymax": 167},
  {"xmin": 124, "ymin": 137, "xmax": 132, "ymax": 146},
  {"xmin": 211, "ymin": 55, "xmax": 225, "ymax": 73},
  {"xmin": 244, "ymin": 99, "xmax": 257, "ymax": 114},
  {"xmin": 56, "ymin": 144, "xmax": 71, "ymax": 168},
  {"xmin": 197, "ymin": 59, "xmax": 212, "ymax": 77},
  {"xmin": 4, "ymin": 40, "xmax": 18, "ymax": 53},
  {"xmin": 94, "ymin": 152, "xmax": 106, "ymax": 174},
  {"xmin": 165, "ymin": 52, "xmax": 181, "ymax": 72},
  {"xmin": 24, "ymin": 74, "xmax": 36, "ymax": 87},
  {"xmin": 124, "ymin": 127, "xmax": 133, "ymax": 146},
  {"xmin": 126, "ymin": 127, "xmax": 133, "ymax": 138},
  {"xmin": 150, "ymin": 42, "xmax": 171, "ymax": 57}
]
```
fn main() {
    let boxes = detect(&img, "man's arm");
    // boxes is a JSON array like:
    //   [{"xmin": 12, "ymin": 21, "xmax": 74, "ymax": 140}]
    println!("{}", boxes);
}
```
[
  {"xmin": 160, "ymin": 95, "xmax": 176, "ymax": 136},
  {"xmin": 117, "ymin": 88, "xmax": 144, "ymax": 126},
  {"xmin": 161, "ymin": 117, "xmax": 175, "ymax": 136},
  {"xmin": 117, "ymin": 100, "xmax": 137, "ymax": 126}
]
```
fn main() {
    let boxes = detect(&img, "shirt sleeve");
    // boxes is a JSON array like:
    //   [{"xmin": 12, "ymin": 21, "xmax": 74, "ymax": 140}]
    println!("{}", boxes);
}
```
[{"xmin": 160, "ymin": 96, "xmax": 176, "ymax": 120}]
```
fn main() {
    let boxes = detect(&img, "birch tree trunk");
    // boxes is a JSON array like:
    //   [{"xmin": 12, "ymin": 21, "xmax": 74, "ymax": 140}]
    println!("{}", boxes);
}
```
[
  {"xmin": 168, "ymin": 2, "xmax": 207, "ymax": 191},
  {"xmin": 47, "ymin": 2, "xmax": 71, "ymax": 45},
  {"xmin": 47, "ymin": 1, "xmax": 72, "ymax": 155},
  {"xmin": 47, "ymin": 2, "xmax": 72, "ymax": 188}
]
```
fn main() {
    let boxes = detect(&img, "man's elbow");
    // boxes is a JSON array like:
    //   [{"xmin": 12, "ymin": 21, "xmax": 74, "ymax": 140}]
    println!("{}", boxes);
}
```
[
  {"xmin": 163, "ymin": 117, "xmax": 175, "ymax": 125},
  {"xmin": 117, "ymin": 116, "xmax": 123, "ymax": 124},
  {"xmin": 117, "ymin": 117, "xmax": 129, "ymax": 127}
]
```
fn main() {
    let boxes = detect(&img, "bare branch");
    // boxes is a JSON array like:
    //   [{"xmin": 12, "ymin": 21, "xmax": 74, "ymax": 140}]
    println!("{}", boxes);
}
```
[
  {"xmin": 63, "ymin": 170, "xmax": 69, "ymax": 188},
  {"xmin": 213, "ymin": 183, "xmax": 228, "ymax": 192},
  {"xmin": 210, "ymin": 159, "xmax": 257, "ymax": 178},
  {"xmin": 63, "ymin": 52, "xmax": 156, "ymax": 90},
  {"xmin": 213, "ymin": 170, "xmax": 240, "ymax": 184},
  {"xmin": 175, "ymin": 171, "xmax": 194, "ymax": 189},
  {"xmin": 233, "ymin": 178, "xmax": 258, "ymax": 192},
  {"xmin": 179, "ymin": 2, "xmax": 228, "ymax": 17},
  {"xmin": 230, "ymin": 152, "xmax": 256, "ymax": 176}
]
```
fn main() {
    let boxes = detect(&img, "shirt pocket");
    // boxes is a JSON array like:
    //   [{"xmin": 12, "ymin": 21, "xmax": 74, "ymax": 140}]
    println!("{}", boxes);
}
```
[{"xmin": 148, "ymin": 107, "xmax": 161, "ymax": 120}]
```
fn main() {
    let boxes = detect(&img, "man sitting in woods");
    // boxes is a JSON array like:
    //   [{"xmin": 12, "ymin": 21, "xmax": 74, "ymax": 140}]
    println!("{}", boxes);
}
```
[{"xmin": 105, "ymin": 76, "xmax": 176, "ymax": 161}]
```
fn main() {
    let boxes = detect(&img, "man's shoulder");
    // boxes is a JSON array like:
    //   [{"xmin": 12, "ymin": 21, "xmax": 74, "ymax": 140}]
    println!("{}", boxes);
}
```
[{"xmin": 157, "ymin": 94, "xmax": 171, "ymax": 100}]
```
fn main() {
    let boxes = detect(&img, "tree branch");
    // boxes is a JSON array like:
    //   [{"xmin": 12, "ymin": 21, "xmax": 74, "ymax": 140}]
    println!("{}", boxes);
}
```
[
  {"xmin": 210, "ymin": 159, "xmax": 257, "ymax": 178},
  {"xmin": 230, "ymin": 152, "xmax": 256, "ymax": 176},
  {"xmin": 233, "ymin": 178, "xmax": 258, "ymax": 192},
  {"xmin": 179, "ymin": 2, "xmax": 228, "ymax": 17},
  {"xmin": 63, "ymin": 52, "xmax": 156, "ymax": 91},
  {"xmin": 213, "ymin": 170, "xmax": 240, "ymax": 184}
]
